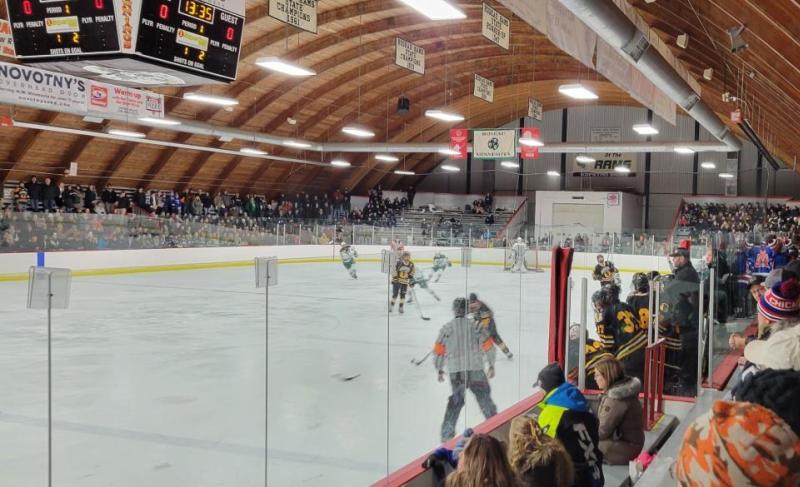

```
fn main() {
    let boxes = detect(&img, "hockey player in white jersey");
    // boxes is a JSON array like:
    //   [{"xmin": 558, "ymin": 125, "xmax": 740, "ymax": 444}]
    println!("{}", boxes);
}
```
[
  {"xmin": 429, "ymin": 252, "xmax": 452, "ymax": 282},
  {"xmin": 339, "ymin": 243, "xmax": 358, "ymax": 279},
  {"xmin": 510, "ymin": 237, "xmax": 529, "ymax": 272}
]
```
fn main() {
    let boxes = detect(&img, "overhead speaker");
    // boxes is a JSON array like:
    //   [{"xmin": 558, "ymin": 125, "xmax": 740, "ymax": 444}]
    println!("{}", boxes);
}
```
[
  {"xmin": 728, "ymin": 25, "xmax": 748, "ymax": 53},
  {"xmin": 676, "ymin": 33, "xmax": 689, "ymax": 49},
  {"xmin": 397, "ymin": 96, "xmax": 410, "ymax": 114}
]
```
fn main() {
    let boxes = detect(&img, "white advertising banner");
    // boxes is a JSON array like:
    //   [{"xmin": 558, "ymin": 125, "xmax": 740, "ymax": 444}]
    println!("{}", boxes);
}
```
[
  {"xmin": 473, "ymin": 129, "xmax": 516, "ymax": 159},
  {"xmin": 0, "ymin": 20, "xmax": 16, "ymax": 58},
  {"xmin": 572, "ymin": 127, "xmax": 637, "ymax": 176},
  {"xmin": 268, "ymin": 0, "xmax": 318, "ymax": 34},
  {"xmin": 0, "ymin": 61, "xmax": 86, "ymax": 112},
  {"xmin": 528, "ymin": 98, "xmax": 543, "ymax": 120},
  {"xmin": 482, "ymin": 3, "xmax": 510, "ymax": 50},
  {"xmin": 473, "ymin": 74, "xmax": 494, "ymax": 103},
  {"xmin": 395, "ymin": 38, "xmax": 425, "ymax": 75},
  {"xmin": 87, "ymin": 81, "xmax": 164, "ymax": 118}
]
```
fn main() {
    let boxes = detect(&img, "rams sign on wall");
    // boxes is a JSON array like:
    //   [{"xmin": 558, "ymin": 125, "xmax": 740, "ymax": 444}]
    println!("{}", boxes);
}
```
[{"xmin": 572, "ymin": 153, "xmax": 638, "ymax": 177}]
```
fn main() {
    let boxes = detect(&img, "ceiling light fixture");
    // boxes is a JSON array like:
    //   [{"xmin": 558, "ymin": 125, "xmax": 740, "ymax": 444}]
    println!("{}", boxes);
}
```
[
  {"xmin": 632, "ymin": 124, "xmax": 659, "ymax": 135},
  {"xmin": 375, "ymin": 154, "xmax": 399, "ymax": 162},
  {"xmin": 575, "ymin": 155, "xmax": 595, "ymax": 163},
  {"xmin": 240, "ymin": 147, "xmax": 268, "ymax": 156},
  {"xmin": 519, "ymin": 136, "xmax": 544, "ymax": 147},
  {"xmin": 425, "ymin": 109, "xmax": 465, "ymax": 122},
  {"xmin": 284, "ymin": 140, "xmax": 312, "ymax": 149},
  {"xmin": 395, "ymin": 170, "xmax": 416, "ymax": 175},
  {"xmin": 107, "ymin": 129, "xmax": 146, "ymax": 138},
  {"xmin": 500, "ymin": 161, "xmax": 520, "ymax": 169},
  {"xmin": 558, "ymin": 83, "xmax": 599, "ymax": 100},
  {"xmin": 614, "ymin": 166, "xmax": 631, "ymax": 173},
  {"xmin": 441, "ymin": 164, "xmax": 460, "ymax": 172},
  {"xmin": 674, "ymin": 146, "xmax": 695, "ymax": 154},
  {"xmin": 138, "ymin": 117, "xmax": 181, "ymax": 126},
  {"xmin": 438, "ymin": 148, "xmax": 462, "ymax": 156},
  {"xmin": 719, "ymin": 172, "xmax": 735, "ymax": 179},
  {"xmin": 547, "ymin": 170, "xmax": 560, "ymax": 176},
  {"xmin": 183, "ymin": 92, "xmax": 239, "ymax": 107},
  {"xmin": 331, "ymin": 159, "xmax": 351, "ymax": 167},
  {"xmin": 255, "ymin": 57, "xmax": 316, "ymax": 77},
  {"xmin": 398, "ymin": 0, "xmax": 466, "ymax": 20},
  {"xmin": 342, "ymin": 126, "xmax": 375, "ymax": 138},
  {"xmin": 700, "ymin": 161, "xmax": 716, "ymax": 169}
]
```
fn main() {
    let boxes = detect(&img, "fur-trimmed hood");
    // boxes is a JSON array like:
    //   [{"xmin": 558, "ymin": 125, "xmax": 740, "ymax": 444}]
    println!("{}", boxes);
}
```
[{"xmin": 606, "ymin": 376, "xmax": 641, "ymax": 400}]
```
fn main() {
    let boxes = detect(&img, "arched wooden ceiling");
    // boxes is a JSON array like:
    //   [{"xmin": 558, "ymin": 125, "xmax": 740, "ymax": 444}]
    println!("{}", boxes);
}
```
[{"xmin": 0, "ymin": 0, "xmax": 680, "ymax": 196}]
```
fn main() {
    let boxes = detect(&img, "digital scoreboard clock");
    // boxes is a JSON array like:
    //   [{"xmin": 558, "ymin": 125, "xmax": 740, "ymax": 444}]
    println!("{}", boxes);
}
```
[{"xmin": 4, "ymin": 0, "xmax": 245, "ymax": 86}]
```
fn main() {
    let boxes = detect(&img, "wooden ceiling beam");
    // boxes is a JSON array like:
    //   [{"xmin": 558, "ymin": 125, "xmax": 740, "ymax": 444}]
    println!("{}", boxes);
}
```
[{"xmin": 0, "ymin": 111, "xmax": 59, "ymax": 184}]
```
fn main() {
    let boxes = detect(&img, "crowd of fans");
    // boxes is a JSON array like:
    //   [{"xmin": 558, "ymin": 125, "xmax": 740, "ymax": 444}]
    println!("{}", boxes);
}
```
[{"xmin": 678, "ymin": 201, "xmax": 800, "ymax": 239}]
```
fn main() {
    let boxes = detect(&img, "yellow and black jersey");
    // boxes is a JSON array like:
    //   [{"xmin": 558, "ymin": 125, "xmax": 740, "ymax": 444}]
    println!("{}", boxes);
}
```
[
  {"xmin": 596, "ymin": 302, "xmax": 648, "ymax": 363},
  {"xmin": 626, "ymin": 293, "xmax": 651, "ymax": 333},
  {"xmin": 475, "ymin": 303, "xmax": 494, "ymax": 329},
  {"xmin": 392, "ymin": 260, "xmax": 415, "ymax": 285}
]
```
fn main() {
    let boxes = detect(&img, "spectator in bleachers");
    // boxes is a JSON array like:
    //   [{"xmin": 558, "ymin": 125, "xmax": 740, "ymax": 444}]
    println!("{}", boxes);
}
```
[
  {"xmin": 444, "ymin": 433, "xmax": 519, "ymax": 487},
  {"xmin": 733, "ymin": 369, "xmax": 800, "ymax": 436},
  {"xmin": 84, "ymin": 185, "xmax": 97, "ymax": 213},
  {"xmin": 12, "ymin": 182, "xmax": 29, "ymax": 212},
  {"xmin": 532, "ymin": 363, "xmax": 604, "ymax": 487},
  {"xmin": 26, "ymin": 176, "xmax": 42, "ymax": 211},
  {"xmin": 42, "ymin": 177, "xmax": 58, "ymax": 212},
  {"xmin": 508, "ymin": 415, "xmax": 574, "ymax": 487},
  {"xmin": 101, "ymin": 187, "xmax": 116, "ymax": 215},
  {"xmin": 407, "ymin": 185, "xmax": 416, "ymax": 207},
  {"xmin": 593, "ymin": 358, "xmax": 644, "ymax": 465}
]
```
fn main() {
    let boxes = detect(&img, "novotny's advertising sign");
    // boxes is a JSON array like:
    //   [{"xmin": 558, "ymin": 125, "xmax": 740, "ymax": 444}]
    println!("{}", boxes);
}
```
[{"xmin": 0, "ymin": 61, "xmax": 86, "ymax": 112}]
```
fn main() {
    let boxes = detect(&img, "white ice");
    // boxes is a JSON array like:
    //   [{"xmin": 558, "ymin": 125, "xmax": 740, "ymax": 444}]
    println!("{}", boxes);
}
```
[{"xmin": 0, "ymin": 251, "xmax": 622, "ymax": 486}]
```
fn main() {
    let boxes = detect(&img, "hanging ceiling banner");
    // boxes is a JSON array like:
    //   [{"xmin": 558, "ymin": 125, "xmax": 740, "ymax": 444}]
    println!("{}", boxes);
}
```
[
  {"xmin": 268, "ymin": 0, "xmax": 318, "ymax": 34},
  {"xmin": 482, "ymin": 3, "xmax": 510, "ymax": 50},
  {"xmin": 395, "ymin": 38, "xmax": 425, "ymax": 75},
  {"xmin": 528, "ymin": 98, "xmax": 543, "ymax": 120},
  {"xmin": 86, "ymin": 81, "xmax": 165, "ymax": 118},
  {"xmin": 473, "ymin": 74, "xmax": 494, "ymax": 102},
  {"xmin": 473, "ymin": 129, "xmax": 516, "ymax": 159},
  {"xmin": 0, "ymin": 20, "xmax": 16, "ymax": 59},
  {"xmin": 449, "ymin": 128, "xmax": 469, "ymax": 160},
  {"xmin": 520, "ymin": 127, "xmax": 540, "ymax": 159}
]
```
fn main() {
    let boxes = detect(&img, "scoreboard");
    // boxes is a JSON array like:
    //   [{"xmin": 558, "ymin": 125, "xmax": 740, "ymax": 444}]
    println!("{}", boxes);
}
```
[{"xmin": 4, "ymin": 0, "xmax": 245, "ymax": 85}]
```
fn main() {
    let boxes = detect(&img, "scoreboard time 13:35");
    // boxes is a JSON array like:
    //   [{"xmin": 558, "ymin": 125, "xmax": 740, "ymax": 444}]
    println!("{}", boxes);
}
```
[{"xmin": 136, "ymin": 0, "xmax": 244, "ymax": 81}]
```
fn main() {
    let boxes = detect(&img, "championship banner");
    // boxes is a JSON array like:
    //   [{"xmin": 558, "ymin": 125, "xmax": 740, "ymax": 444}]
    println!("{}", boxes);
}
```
[
  {"xmin": 268, "ymin": 0, "xmax": 318, "ymax": 34},
  {"xmin": 473, "ymin": 129, "xmax": 516, "ymax": 159},
  {"xmin": 0, "ymin": 20, "xmax": 16, "ymax": 58},
  {"xmin": 0, "ymin": 61, "xmax": 86, "ymax": 113},
  {"xmin": 473, "ymin": 74, "xmax": 494, "ymax": 102},
  {"xmin": 482, "ymin": 3, "xmax": 510, "ymax": 50},
  {"xmin": 528, "ymin": 98, "xmax": 543, "ymax": 120},
  {"xmin": 520, "ymin": 127, "xmax": 540, "ymax": 160},
  {"xmin": 395, "ymin": 38, "xmax": 425, "ymax": 75},
  {"xmin": 87, "ymin": 81, "xmax": 164, "ymax": 118},
  {"xmin": 449, "ymin": 128, "xmax": 468, "ymax": 160}
]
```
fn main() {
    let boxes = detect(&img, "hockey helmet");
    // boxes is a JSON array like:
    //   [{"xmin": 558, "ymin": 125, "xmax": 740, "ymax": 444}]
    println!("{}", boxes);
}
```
[
  {"xmin": 516, "ymin": 236, "xmax": 524, "ymax": 243},
  {"xmin": 453, "ymin": 297, "xmax": 468, "ymax": 317},
  {"xmin": 401, "ymin": 251, "xmax": 411, "ymax": 259},
  {"xmin": 468, "ymin": 292, "xmax": 478, "ymax": 303},
  {"xmin": 593, "ymin": 284, "xmax": 620, "ymax": 308},
  {"xmin": 631, "ymin": 272, "xmax": 649, "ymax": 293}
]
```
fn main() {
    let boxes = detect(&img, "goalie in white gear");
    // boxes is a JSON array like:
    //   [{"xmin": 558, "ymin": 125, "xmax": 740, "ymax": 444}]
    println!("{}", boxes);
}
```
[
  {"xmin": 510, "ymin": 237, "xmax": 528, "ymax": 272},
  {"xmin": 339, "ymin": 243, "xmax": 358, "ymax": 279},
  {"xmin": 428, "ymin": 252, "xmax": 452, "ymax": 282}
]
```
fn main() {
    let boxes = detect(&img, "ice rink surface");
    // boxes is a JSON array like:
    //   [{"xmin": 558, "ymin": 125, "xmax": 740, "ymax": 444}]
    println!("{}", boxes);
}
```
[{"xmin": 0, "ymin": 251, "xmax": 624, "ymax": 486}]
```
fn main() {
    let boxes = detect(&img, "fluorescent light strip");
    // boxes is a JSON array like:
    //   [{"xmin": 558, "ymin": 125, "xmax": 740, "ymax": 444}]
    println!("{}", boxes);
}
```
[
  {"xmin": 614, "ymin": 166, "xmax": 631, "ymax": 173},
  {"xmin": 575, "ymin": 155, "xmax": 595, "ymax": 163},
  {"xmin": 284, "ymin": 140, "xmax": 313, "ymax": 149},
  {"xmin": 558, "ymin": 83, "xmax": 598, "ymax": 100},
  {"xmin": 108, "ymin": 129, "xmax": 146, "ymax": 138},
  {"xmin": 438, "ymin": 148, "xmax": 462, "ymax": 156},
  {"xmin": 700, "ymin": 161, "xmax": 716, "ymax": 169},
  {"xmin": 547, "ymin": 170, "xmax": 560, "ymax": 176},
  {"xmin": 331, "ymin": 159, "xmax": 351, "ymax": 167},
  {"xmin": 500, "ymin": 161, "xmax": 519, "ymax": 169},
  {"xmin": 632, "ymin": 123, "xmax": 659, "ymax": 135},
  {"xmin": 394, "ymin": 170, "xmax": 415, "ymax": 175},
  {"xmin": 674, "ymin": 146, "xmax": 695, "ymax": 154},
  {"xmin": 719, "ymin": 172, "xmax": 735, "ymax": 179},
  {"xmin": 398, "ymin": 0, "xmax": 466, "ymax": 20},
  {"xmin": 425, "ymin": 109, "xmax": 465, "ymax": 122},
  {"xmin": 375, "ymin": 154, "xmax": 399, "ymax": 162},
  {"xmin": 342, "ymin": 126, "xmax": 375, "ymax": 138},
  {"xmin": 240, "ymin": 147, "xmax": 268, "ymax": 156},
  {"xmin": 441, "ymin": 164, "xmax": 460, "ymax": 172},
  {"xmin": 183, "ymin": 92, "xmax": 239, "ymax": 107},
  {"xmin": 138, "ymin": 117, "xmax": 181, "ymax": 126},
  {"xmin": 11, "ymin": 120, "xmax": 331, "ymax": 166},
  {"xmin": 519, "ymin": 137, "xmax": 544, "ymax": 147},
  {"xmin": 255, "ymin": 57, "xmax": 316, "ymax": 77}
]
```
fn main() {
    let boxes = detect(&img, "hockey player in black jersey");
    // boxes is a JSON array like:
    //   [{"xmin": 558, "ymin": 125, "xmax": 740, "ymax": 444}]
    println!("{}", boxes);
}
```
[
  {"xmin": 469, "ymin": 293, "xmax": 513, "ymax": 359},
  {"xmin": 586, "ymin": 284, "xmax": 647, "ymax": 384},
  {"xmin": 626, "ymin": 272, "xmax": 651, "ymax": 335},
  {"xmin": 390, "ymin": 251, "xmax": 415, "ymax": 314}
]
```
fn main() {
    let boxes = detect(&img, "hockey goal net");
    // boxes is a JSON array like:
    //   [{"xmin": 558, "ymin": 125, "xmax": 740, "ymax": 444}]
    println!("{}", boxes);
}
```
[{"xmin": 503, "ymin": 247, "xmax": 542, "ymax": 271}]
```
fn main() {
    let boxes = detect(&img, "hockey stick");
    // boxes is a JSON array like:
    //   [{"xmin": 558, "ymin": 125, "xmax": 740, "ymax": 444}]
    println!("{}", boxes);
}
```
[
  {"xmin": 411, "ymin": 351, "xmax": 432, "ymax": 366},
  {"xmin": 410, "ymin": 287, "xmax": 431, "ymax": 320}
]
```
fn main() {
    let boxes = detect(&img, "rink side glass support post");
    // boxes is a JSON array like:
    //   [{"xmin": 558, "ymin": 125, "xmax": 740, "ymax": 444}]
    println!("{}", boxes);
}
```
[
  {"xmin": 461, "ymin": 247, "xmax": 472, "ymax": 268},
  {"xmin": 27, "ymin": 266, "xmax": 72, "ymax": 487},
  {"xmin": 371, "ymin": 225, "xmax": 375, "ymax": 245},
  {"xmin": 578, "ymin": 277, "xmax": 588, "ymax": 390},
  {"xmin": 564, "ymin": 276, "xmax": 573, "ymax": 378},
  {"xmin": 255, "ymin": 257, "xmax": 278, "ymax": 487},
  {"xmin": 697, "ymin": 277, "xmax": 705, "ymax": 397},
  {"xmin": 707, "ymin": 267, "xmax": 715, "ymax": 387}
]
